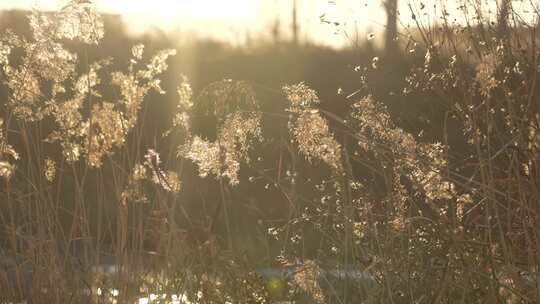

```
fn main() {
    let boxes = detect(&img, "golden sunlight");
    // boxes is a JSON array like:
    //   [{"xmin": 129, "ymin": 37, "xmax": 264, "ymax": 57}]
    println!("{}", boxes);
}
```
[
  {"xmin": 101, "ymin": 0, "xmax": 257, "ymax": 20},
  {"xmin": 0, "ymin": 0, "xmax": 375, "ymax": 43},
  {"xmin": 0, "ymin": 0, "xmax": 258, "ymax": 21},
  {"xmin": 0, "ymin": 0, "xmax": 385, "ymax": 47}
]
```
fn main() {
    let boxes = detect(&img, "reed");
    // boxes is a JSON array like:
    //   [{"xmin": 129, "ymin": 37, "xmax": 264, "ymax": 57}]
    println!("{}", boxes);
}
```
[{"xmin": 0, "ymin": 0, "xmax": 539, "ymax": 303}]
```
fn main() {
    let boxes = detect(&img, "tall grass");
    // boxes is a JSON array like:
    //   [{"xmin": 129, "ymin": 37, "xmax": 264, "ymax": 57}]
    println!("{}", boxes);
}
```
[{"xmin": 0, "ymin": 0, "xmax": 539, "ymax": 303}]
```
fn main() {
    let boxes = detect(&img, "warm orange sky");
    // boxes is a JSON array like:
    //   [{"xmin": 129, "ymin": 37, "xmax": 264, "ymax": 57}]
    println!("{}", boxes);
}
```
[{"xmin": 1, "ymin": 1, "xmax": 538, "ymax": 47}]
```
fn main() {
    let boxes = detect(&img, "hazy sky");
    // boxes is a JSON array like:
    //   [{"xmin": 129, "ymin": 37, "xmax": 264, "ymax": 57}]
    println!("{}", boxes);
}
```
[
  {"xmin": 0, "ymin": 1, "xmax": 538, "ymax": 47},
  {"xmin": 0, "ymin": 0, "xmax": 390, "ymax": 47}
]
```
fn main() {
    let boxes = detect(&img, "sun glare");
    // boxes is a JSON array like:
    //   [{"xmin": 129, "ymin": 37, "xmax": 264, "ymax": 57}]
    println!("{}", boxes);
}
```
[
  {"xmin": 101, "ymin": 0, "xmax": 257, "ymax": 20},
  {"xmin": 0, "ymin": 0, "xmax": 384, "ymax": 47},
  {"xmin": 0, "ymin": 0, "xmax": 257, "ymax": 20}
]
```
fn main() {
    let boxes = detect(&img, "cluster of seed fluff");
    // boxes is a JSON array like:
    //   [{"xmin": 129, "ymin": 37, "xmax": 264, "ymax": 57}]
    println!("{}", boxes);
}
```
[
  {"xmin": 0, "ymin": 41, "xmax": 10, "ymax": 66},
  {"xmin": 180, "ymin": 80, "xmax": 262, "ymax": 186},
  {"xmin": 43, "ymin": 158, "xmax": 56, "ymax": 182},
  {"xmin": 475, "ymin": 54, "xmax": 499, "ymax": 97},
  {"xmin": 164, "ymin": 74, "xmax": 193, "ymax": 138},
  {"xmin": 0, "ymin": 118, "xmax": 18, "ymax": 179},
  {"xmin": 183, "ymin": 112, "xmax": 262, "ymax": 185},
  {"xmin": 85, "ymin": 102, "xmax": 127, "ymax": 168},
  {"xmin": 292, "ymin": 260, "xmax": 326, "ymax": 304},
  {"xmin": 121, "ymin": 163, "xmax": 149, "ymax": 205},
  {"xmin": 284, "ymin": 82, "xmax": 320, "ymax": 113},
  {"xmin": 47, "ymin": 63, "xmax": 101, "ymax": 165},
  {"xmin": 113, "ymin": 47, "xmax": 176, "ymax": 131},
  {"xmin": 527, "ymin": 115, "xmax": 540, "ymax": 153},
  {"xmin": 391, "ymin": 171, "xmax": 409, "ymax": 230},
  {"xmin": 57, "ymin": 0, "xmax": 104, "ymax": 44},
  {"xmin": 183, "ymin": 136, "xmax": 221, "ymax": 180},
  {"xmin": 158, "ymin": 170, "xmax": 181, "ymax": 193},
  {"xmin": 144, "ymin": 149, "xmax": 181, "ymax": 193},
  {"xmin": 218, "ymin": 112, "xmax": 262, "ymax": 184},
  {"xmin": 352, "ymin": 96, "xmax": 455, "ymax": 203},
  {"xmin": 47, "ymin": 97, "xmax": 85, "ymax": 162},
  {"xmin": 0, "ymin": 161, "xmax": 15, "ymax": 180},
  {"xmin": 121, "ymin": 150, "xmax": 181, "ymax": 204},
  {"xmin": 2, "ymin": 3, "xmax": 87, "ymax": 154},
  {"xmin": 2, "ymin": 6, "xmax": 85, "ymax": 122},
  {"xmin": 1, "ymin": 2, "xmax": 177, "ymax": 170},
  {"xmin": 284, "ymin": 83, "xmax": 343, "ymax": 175}
]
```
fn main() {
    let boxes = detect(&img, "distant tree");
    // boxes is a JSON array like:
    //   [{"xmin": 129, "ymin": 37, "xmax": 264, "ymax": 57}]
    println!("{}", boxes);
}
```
[
  {"xmin": 497, "ymin": 0, "xmax": 512, "ymax": 59},
  {"xmin": 271, "ymin": 0, "xmax": 281, "ymax": 43},
  {"xmin": 384, "ymin": 0, "xmax": 398, "ymax": 55},
  {"xmin": 497, "ymin": 0, "xmax": 511, "ymax": 37},
  {"xmin": 292, "ymin": 0, "xmax": 299, "ymax": 45}
]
